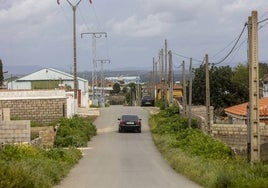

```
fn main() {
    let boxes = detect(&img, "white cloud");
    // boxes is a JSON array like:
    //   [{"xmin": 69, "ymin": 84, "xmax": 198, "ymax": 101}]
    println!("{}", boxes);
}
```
[{"xmin": 110, "ymin": 13, "xmax": 171, "ymax": 37}]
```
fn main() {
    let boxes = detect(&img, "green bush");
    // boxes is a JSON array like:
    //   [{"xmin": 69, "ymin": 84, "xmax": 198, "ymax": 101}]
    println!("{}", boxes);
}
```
[
  {"xmin": 149, "ymin": 107, "xmax": 268, "ymax": 187},
  {"xmin": 0, "ymin": 145, "xmax": 82, "ymax": 188},
  {"xmin": 54, "ymin": 116, "xmax": 97, "ymax": 147}
]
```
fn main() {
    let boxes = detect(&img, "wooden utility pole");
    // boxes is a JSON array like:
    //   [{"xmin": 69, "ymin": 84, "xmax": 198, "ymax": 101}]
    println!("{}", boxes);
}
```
[
  {"xmin": 182, "ymin": 60, "xmax": 187, "ymax": 116},
  {"xmin": 248, "ymin": 10, "xmax": 260, "ymax": 163},
  {"xmin": 188, "ymin": 58, "xmax": 193, "ymax": 128},
  {"xmin": 205, "ymin": 54, "xmax": 211, "ymax": 134}
]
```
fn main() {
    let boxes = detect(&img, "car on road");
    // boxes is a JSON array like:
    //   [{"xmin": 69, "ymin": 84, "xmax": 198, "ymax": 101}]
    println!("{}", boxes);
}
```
[
  {"xmin": 141, "ymin": 95, "xmax": 154, "ymax": 106},
  {"xmin": 118, "ymin": 114, "xmax": 141, "ymax": 133}
]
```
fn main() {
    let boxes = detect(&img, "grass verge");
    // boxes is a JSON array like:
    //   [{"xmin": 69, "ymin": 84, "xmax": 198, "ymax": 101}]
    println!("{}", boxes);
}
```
[{"xmin": 149, "ymin": 106, "xmax": 268, "ymax": 188}]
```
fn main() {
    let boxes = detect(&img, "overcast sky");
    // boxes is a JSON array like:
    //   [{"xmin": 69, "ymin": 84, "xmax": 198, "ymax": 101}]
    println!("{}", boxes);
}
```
[{"xmin": 1, "ymin": 0, "xmax": 268, "ymax": 74}]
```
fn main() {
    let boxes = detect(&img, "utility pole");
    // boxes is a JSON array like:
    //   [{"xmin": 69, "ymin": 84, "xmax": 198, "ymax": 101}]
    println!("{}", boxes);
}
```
[
  {"xmin": 57, "ymin": 0, "xmax": 91, "ymax": 112},
  {"xmin": 81, "ymin": 32, "xmax": 107, "ymax": 105},
  {"xmin": 160, "ymin": 49, "xmax": 165, "ymax": 102},
  {"xmin": 182, "ymin": 60, "xmax": 187, "ymax": 116},
  {"xmin": 95, "ymin": 59, "xmax": 110, "ymax": 107},
  {"xmin": 168, "ymin": 50, "xmax": 173, "ymax": 105},
  {"xmin": 152, "ymin": 57, "xmax": 155, "ymax": 98},
  {"xmin": 188, "ymin": 58, "xmax": 193, "ymax": 128},
  {"xmin": 154, "ymin": 59, "xmax": 158, "ymax": 100},
  {"xmin": 164, "ymin": 39, "xmax": 168, "ymax": 108},
  {"xmin": 248, "ymin": 10, "xmax": 260, "ymax": 163},
  {"xmin": 205, "ymin": 54, "xmax": 211, "ymax": 134}
]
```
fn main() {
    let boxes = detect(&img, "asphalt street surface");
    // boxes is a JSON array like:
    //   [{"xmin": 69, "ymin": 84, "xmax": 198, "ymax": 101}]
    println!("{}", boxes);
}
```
[{"xmin": 54, "ymin": 105, "xmax": 202, "ymax": 188}]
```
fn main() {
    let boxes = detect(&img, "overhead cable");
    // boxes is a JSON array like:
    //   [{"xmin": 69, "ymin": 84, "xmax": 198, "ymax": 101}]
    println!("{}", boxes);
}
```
[{"xmin": 212, "ymin": 22, "xmax": 247, "ymax": 65}]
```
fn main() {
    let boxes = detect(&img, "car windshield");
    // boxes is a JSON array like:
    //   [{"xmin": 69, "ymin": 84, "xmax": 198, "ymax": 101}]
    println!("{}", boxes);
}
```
[
  {"xmin": 122, "ymin": 115, "xmax": 138, "ymax": 121},
  {"xmin": 143, "ymin": 96, "xmax": 153, "ymax": 100}
]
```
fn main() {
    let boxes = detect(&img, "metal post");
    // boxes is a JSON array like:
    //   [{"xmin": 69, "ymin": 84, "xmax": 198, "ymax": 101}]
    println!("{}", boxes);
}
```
[
  {"xmin": 81, "ymin": 32, "xmax": 107, "ymax": 105},
  {"xmin": 95, "ymin": 59, "xmax": 110, "ymax": 107}
]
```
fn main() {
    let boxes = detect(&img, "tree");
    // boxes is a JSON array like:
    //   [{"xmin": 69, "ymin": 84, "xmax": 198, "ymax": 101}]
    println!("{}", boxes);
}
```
[
  {"xmin": 192, "ymin": 64, "xmax": 206, "ymax": 105},
  {"xmin": 0, "ymin": 59, "xmax": 3, "ymax": 87},
  {"xmin": 112, "ymin": 83, "xmax": 121, "ymax": 94},
  {"xmin": 192, "ymin": 64, "xmax": 249, "ymax": 115}
]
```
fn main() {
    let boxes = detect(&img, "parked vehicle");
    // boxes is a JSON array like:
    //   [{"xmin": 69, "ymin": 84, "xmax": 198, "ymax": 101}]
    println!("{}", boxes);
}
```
[
  {"xmin": 118, "ymin": 114, "xmax": 141, "ymax": 133},
  {"xmin": 141, "ymin": 95, "xmax": 154, "ymax": 106}
]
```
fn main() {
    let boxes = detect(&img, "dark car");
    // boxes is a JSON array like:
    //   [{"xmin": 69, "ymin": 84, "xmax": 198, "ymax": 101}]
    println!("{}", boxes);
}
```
[
  {"xmin": 118, "ymin": 114, "xmax": 141, "ymax": 133},
  {"xmin": 141, "ymin": 95, "xmax": 154, "ymax": 106}
]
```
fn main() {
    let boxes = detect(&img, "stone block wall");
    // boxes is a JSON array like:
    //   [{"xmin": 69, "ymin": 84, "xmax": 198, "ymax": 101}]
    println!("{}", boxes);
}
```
[
  {"xmin": 31, "ymin": 126, "xmax": 55, "ymax": 147},
  {"xmin": 0, "ymin": 98, "xmax": 66, "ymax": 125},
  {"xmin": 212, "ymin": 123, "xmax": 268, "ymax": 161},
  {"xmin": 0, "ymin": 120, "xmax": 30, "ymax": 144}
]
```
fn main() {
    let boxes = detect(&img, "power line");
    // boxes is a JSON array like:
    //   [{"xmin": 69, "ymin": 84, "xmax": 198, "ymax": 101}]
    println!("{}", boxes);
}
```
[
  {"xmin": 212, "ymin": 22, "xmax": 247, "ymax": 65},
  {"xmin": 258, "ymin": 17, "xmax": 268, "ymax": 24},
  {"xmin": 172, "ymin": 52, "xmax": 203, "ymax": 63}
]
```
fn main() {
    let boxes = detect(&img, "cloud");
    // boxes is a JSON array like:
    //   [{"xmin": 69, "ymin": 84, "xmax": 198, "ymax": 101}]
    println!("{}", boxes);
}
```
[{"xmin": 110, "ymin": 13, "xmax": 171, "ymax": 37}]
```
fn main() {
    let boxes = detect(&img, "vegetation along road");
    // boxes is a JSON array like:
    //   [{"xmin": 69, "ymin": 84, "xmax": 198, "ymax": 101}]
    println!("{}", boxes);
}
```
[{"xmin": 55, "ymin": 105, "xmax": 201, "ymax": 188}]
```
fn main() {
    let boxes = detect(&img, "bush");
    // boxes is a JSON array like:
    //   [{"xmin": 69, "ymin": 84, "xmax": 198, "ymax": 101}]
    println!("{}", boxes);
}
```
[
  {"xmin": 0, "ymin": 145, "xmax": 82, "ymax": 188},
  {"xmin": 150, "ymin": 107, "xmax": 266, "ymax": 187},
  {"xmin": 54, "ymin": 116, "xmax": 97, "ymax": 147}
]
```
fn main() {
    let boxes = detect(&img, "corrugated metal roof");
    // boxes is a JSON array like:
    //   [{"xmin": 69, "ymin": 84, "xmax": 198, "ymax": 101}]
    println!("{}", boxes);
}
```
[
  {"xmin": 17, "ymin": 68, "xmax": 87, "ymax": 82},
  {"xmin": 224, "ymin": 97, "xmax": 268, "ymax": 117}
]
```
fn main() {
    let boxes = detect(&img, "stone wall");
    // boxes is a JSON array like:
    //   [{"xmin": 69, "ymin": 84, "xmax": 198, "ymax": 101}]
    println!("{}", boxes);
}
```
[
  {"xmin": 211, "ymin": 123, "xmax": 268, "ymax": 161},
  {"xmin": 190, "ymin": 105, "xmax": 268, "ymax": 161},
  {"xmin": 31, "ymin": 126, "xmax": 55, "ymax": 147},
  {"xmin": 0, "ymin": 99, "xmax": 66, "ymax": 125},
  {"xmin": 0, "ymin": 90, "xmax": 67, "ymax": 125},
  {"xmin": 0, "ymin": 120, "xmax": 31, "ymax": 144}
]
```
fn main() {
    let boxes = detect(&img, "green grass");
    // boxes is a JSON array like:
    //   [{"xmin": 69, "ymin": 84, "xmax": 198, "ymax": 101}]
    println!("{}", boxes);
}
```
[
  {"xmin": 149, "ymin": 106, "xmax": 268, "ymax": 188},
  {"xmin": 0, "ymin": 116, "xmax": 97, "ymax": 188},
  {"xmin": 0, "ymin": 145, "xmax": 82, "ymax": 188}
]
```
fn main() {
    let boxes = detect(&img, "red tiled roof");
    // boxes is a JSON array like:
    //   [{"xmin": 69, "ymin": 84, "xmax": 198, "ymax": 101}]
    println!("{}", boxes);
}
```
[
  {"xmin": 224, "ymin": 97, "xmax": 268, "ymax": 117},
  {"xmin": 173, "ymin": 84, "xmax": 182, "ymax": 90}
]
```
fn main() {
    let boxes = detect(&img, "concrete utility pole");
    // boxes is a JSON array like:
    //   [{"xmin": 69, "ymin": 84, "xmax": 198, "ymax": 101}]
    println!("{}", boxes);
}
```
[
  {"xmin": 188, "ymin": 58, "xmax": 193, "ymax": 128},
  {"xmin": 164, "ymin": 39, "xmax": 168, "ymax": 108},
  {"xmin": 205, "ymin": 54, "xmax": 211, "ymax": 134},
  {"xmin": 160, "ymin": 49, "xmax": 165, "ymax": 101},
  {"xmin": 182, "ymin": 60, "xmax": 187, "ymax": 116},
  {"xmin": 154, "ymin": 59, "xmax": 158, "ymax": 100},
  {"xmin": 152, "ymin": 58, "xmax": 156, "ymax": 98},
  {"xmin": 57, "ymin": 0, "xmax": 91, "ymax": 112},
  {"xmin": 168, "ymin": 50, "xmax": 173, "ymax": 105},
  {"xmin": 81, "ymin": 32, "xmax": 107, "ymax": 105},
  {"xmin": 248, "ymin": 10, "xmax": 260, "ymax": 163}
]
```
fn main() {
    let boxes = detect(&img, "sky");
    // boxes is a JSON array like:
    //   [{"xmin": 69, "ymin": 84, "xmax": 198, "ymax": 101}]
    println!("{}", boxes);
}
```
[{"xmin": 1, "ymin": 0, "xmax": 268, "ymax": 74}]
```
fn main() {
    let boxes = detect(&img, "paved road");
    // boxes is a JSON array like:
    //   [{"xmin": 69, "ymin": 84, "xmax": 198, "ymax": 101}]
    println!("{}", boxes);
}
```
[{"xmin": 55, "ymin": 105, "xmax": 202, "ymax": 188}]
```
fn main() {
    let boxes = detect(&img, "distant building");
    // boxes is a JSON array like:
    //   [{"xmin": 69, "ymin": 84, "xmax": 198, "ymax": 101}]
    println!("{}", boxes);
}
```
[{"xmin": 105, "ymin": 75, "xmax": 141, "ymax": 85}]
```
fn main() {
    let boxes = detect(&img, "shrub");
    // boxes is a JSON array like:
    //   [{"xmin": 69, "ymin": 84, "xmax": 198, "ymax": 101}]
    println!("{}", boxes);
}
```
[
  {"xmin": 150, "ymin": 107, "xmax": 268, "ymax": 187},
  {"xmin": 54, "ymin": 116, "xmax": 97, "ymax": 147},
  {"xmin": 0, "ymin": 145, "xmax": 82, "ymax": 188}
]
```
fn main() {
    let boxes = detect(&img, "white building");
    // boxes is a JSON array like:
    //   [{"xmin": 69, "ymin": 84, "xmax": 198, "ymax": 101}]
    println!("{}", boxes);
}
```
[
  {"xmin": 8, "ymin": 68, "xmax": 89, "ymax": 108},
  {"xmin": 105, "ymin": 75, "xmax": 141, "ymax": 84}
]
